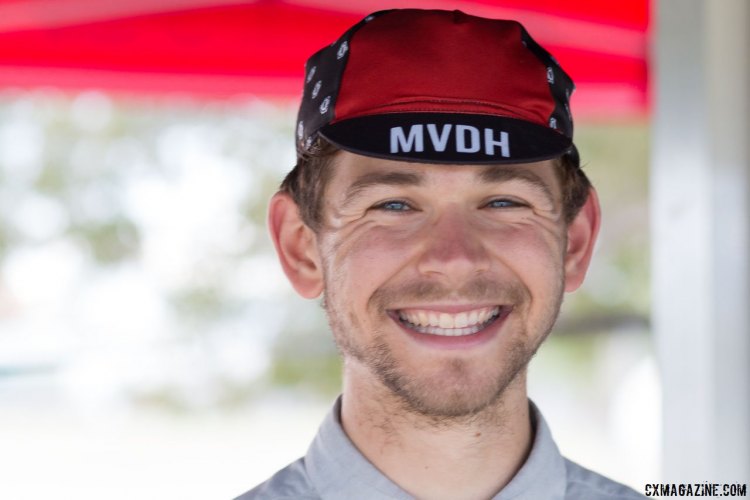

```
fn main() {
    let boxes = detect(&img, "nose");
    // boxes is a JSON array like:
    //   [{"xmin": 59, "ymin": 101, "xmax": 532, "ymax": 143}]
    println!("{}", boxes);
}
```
[{"xmin": 416, "ymin": 209, "xmax": 491, "ymax": 284}]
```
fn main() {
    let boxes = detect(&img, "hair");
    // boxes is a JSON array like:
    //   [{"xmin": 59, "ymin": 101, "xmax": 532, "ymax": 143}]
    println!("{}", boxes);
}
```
[{"xmin": 280, "ymin": 137, "xmax": 591, "ymax": 232}]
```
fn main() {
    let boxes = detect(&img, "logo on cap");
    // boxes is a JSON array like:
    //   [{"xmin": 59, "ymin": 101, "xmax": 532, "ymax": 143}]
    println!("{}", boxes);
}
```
[
  {"xmin": 319, "ymin": 96, "xmax": 331, "ymax": 114},
  {"xmin": 306, "ymin": 66, "xmax": 316, "ymax": 84},
  {"xmin": 312, "ymin": 81, "xmax": 322, "ymax": 99},
  {"xmin": 390, "ymin": 124, "xmax": 510, "ymax": 158},
  {"xmin": 336, "ymin": 41, "xmax": 349, "ymax": 59}
]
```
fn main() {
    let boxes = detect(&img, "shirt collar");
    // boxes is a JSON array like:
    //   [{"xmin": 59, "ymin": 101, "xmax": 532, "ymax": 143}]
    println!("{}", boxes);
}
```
[
  {"xmin": 494, "ymin": 400, "xmax": 567, "ymax": 500},
  {"xmin": 305, "ymin": 397, "xmax": 567, "ymax": 500}
]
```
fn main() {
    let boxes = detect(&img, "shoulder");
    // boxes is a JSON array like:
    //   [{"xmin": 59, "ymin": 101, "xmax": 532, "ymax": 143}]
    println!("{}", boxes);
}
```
[
  {"xmin": 234, "ymin": 457, "xmax": 320, "ymax": 500},
  {"xmin": 564, "ymin": 458, "xmax": 646, "ymax": 500}
]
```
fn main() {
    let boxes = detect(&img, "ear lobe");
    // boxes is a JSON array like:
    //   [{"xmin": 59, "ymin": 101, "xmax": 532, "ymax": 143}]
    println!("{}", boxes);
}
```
[
  {"xmin": 268, "ymin": 192, "xmax": 324, "ymax": 298},
  {"xmin": 564, "ymin": 187, "xmax": 601, "ymax": 292}
]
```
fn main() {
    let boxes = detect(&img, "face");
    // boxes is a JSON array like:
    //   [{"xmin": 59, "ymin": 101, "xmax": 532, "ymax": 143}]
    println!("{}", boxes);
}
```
[{"xmin": 312, "ymin": 151, "xmax": 571, "ymax": 419}]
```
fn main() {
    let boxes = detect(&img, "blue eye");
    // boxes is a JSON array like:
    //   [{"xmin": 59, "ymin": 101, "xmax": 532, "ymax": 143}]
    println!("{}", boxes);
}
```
[
  {"xmin": 486, "ymin": 199, "xmax": 521, "ymax": 209},
  {"xmin": 377, "ymin": 200, "xmax": 412, "ymax": 211}
]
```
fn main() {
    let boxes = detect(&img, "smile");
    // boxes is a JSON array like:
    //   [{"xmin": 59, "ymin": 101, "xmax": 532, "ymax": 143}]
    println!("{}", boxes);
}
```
[{"xmin": 396, "ymin": 306, "xmax": 502, "ymax": 337}]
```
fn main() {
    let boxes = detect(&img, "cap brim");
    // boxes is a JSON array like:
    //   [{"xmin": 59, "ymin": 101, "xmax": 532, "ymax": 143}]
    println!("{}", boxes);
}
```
[{"xmin": 320, "ymin": 112, "xmax": 572, "ymax": 164}]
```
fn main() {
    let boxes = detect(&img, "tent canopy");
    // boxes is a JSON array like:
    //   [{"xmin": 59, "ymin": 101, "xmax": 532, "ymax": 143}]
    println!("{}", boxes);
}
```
[{"xmin": 0, "ymin": 0, "xmax": 648, "ymax": 118}]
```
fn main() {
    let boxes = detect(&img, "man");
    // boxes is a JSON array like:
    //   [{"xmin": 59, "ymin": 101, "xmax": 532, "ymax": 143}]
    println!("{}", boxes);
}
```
[{"xmin": 239, "ymin": 9, "xmax": 645, "ymax": 500}]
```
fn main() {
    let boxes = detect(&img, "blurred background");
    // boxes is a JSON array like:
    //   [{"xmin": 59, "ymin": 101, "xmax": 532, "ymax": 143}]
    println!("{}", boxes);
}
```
[{"xmin": 4, "ymin": 1, "xmax": 744, "ymax": 498}]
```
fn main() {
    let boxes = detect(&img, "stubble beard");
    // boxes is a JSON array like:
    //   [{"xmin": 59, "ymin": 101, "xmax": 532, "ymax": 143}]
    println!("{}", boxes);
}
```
[{"xmin": 324, "ymin": 273, "xmax": 565, "ymax": 423}]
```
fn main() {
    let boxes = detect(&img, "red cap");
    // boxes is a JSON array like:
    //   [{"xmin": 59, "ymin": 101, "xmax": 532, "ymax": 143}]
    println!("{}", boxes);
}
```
[{"xmin": 296, "ymin": 9, "xmax": 575, "ymax": 164}]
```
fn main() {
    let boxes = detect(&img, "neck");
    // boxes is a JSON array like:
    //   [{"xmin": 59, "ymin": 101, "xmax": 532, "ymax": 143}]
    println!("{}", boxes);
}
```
[{"xmin": 340, "ymin": 362, "xmax": 533, "ymax": 500}]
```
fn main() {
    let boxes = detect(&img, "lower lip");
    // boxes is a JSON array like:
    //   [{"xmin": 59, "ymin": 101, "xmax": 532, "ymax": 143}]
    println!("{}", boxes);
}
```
[{"xmin": 390, "ymin": 308, "xmax": 511, "ymax": 350}]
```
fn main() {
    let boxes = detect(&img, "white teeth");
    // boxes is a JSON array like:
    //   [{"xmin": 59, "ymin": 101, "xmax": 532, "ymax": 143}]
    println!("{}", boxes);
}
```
[
  {"xmin": 477, "ymin": 309, "xmax": 489, "ymax": 324},
  {"xmin": 455, "ymin": 312, "xmax": 468, "ymax": 328},
  {"xmin": 468, "ymin": 310, "xmax": 478, "ymax": 325},
  {"xmin": 397, "ymin": 306, "xmax": 501, "ymax": 336},
  {"xmin": 439, "ymin": 313, "xmax": 452, "ymax": 328},
  {"xmin": 428, "ymin": 312, "xmax": 439, "ymax": 326}
]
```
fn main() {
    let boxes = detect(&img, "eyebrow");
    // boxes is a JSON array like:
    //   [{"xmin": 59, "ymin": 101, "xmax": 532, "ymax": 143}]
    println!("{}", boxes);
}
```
[
  {"xmin": 342, "ymin": 170, "xmax": 424, "ymax": 208},
  {"xmin": 478, "ymin": 165, "xmax": 556, "ymax": 204},
  {"xmin": 341, "ymin": 165, "xmax": 555, "ymax": 208}
]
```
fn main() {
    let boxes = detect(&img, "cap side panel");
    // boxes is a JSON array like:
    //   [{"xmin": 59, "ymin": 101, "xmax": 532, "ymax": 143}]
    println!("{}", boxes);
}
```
[{"xmin": 519, "ymin": 26, "xmax": 576, "ymax": 136}]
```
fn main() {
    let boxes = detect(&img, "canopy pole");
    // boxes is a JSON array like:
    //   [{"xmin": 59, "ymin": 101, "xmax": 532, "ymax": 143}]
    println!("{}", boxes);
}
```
[{"xmin": 652, "ymin": 0, "xmax": 750, "ymax": 481}]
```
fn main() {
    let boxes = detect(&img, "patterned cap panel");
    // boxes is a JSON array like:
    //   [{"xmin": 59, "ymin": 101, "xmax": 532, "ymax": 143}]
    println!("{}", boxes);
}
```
[
  {"xmin": 295, "ymin": 11, "xmax": 393, "ymax": 155},
  {"xmin": 519, "ymin": 26, "xmax": 575, "ymax": 138}
]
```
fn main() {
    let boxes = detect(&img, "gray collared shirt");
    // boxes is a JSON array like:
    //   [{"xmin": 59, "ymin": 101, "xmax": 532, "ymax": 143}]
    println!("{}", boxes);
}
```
[{"xmin": 236, "ymin": 398, "xmax": 645, "ymax": 499}]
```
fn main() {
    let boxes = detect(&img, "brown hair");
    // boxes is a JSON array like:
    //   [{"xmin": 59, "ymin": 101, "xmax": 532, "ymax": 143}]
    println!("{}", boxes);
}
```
[{"xmin": 280, "ymin": 138, "xmax": 591, "ymax": 232}]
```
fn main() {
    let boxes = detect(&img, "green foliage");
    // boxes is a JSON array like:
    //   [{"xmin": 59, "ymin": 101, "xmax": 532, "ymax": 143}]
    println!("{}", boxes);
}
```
[
  {"xmin": 69, "ymin": 217, "xmax": 140, "ymax": 264},
  {"xmin": 268, "ymin": 353, "xmax": 342, "ymax": 396}
]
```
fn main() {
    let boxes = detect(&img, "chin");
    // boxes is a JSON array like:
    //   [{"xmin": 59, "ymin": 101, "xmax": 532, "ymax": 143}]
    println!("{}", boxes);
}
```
[{"xmin": 379, "ymin": 349, "xmax": 531, "ymax": 420}]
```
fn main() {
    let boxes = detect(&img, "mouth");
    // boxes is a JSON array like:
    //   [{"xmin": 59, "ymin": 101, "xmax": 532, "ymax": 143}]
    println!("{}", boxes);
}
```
[{"xmin": 392, "ymin": 305, "xmax": 506, "ymax": 337}]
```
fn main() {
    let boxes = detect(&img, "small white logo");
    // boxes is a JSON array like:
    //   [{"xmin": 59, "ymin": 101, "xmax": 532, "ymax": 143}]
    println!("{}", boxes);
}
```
[
  {"xmin": 546, "ymin": 67, "xmax": 554, "ymax": 84},
  {"xmin": 390, "ymin": 123, "xmax": 509, "ymax": 157},
  {"xmin": 297, "ymin": 121, "xmax": 304, "ymax": 140},
  {"xmin": 306, "ymin": 66, "xmax": 316, "ymax": 83},
  {"xmin": 319, "ymin": 96, "xmax": 331, "ymax": 114},
  {"xmin": 337, "ymin": 41, "xmax": 348, "ymax": 59},
  {"xmin": 549, "ymin": 117, "xmax": 558, "ymax": 129},
  {"xmin": 311, "ymin": 80, "xmax": 322, "ymax": 99},
  {"xmin": 364, "ymin": 15, "xmax": 375, "ymax": 22}
]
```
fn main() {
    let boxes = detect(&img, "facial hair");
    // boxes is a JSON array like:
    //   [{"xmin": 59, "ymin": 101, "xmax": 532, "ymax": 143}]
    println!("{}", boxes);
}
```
[{"xmin": 324, "ymin": 273, "xmax": 565, "ymax": 422}]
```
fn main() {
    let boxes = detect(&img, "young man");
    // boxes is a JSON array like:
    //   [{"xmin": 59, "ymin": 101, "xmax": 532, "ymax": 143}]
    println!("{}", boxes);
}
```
[{"xmin": 239, "ymin": 9, "xmax": 645, "ymax": 500}]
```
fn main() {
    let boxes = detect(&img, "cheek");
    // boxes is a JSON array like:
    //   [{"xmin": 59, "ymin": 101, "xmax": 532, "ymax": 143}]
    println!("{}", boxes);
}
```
[
  {"xmin": 485, "ymin": 222, "xmax": 565, "ymax": 288},
  {"xmin": 321, "ymin": 223, "xmax": 418, "ymax": 301}
]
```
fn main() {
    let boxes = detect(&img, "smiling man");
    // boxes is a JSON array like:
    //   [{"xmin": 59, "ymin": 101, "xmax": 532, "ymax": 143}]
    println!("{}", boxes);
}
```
[{"xmin": 238, "ymin": 9, "xmax": 644, "ymax": 500}]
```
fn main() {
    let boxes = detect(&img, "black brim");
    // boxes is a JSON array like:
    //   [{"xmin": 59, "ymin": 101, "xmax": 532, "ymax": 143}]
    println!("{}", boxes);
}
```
[{"xmin": 320, "ymin": 112, "xmax": 572, "ymax": 164}]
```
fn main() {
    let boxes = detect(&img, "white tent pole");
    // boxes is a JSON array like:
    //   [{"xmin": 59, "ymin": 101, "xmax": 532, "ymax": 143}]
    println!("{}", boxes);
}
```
[{"xmin": 652, "ymin": 0, "xmax": 750, "ymax": 481}]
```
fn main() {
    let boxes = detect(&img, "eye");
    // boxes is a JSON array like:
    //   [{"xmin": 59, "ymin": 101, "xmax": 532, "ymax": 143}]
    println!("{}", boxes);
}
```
[
  {"xmin": 374, "ymin": 200, "xmax": 413, "ymax": 212},
  {"xmin": 485, "ymin": 198, "xmax": 524, "ymax": 209}
]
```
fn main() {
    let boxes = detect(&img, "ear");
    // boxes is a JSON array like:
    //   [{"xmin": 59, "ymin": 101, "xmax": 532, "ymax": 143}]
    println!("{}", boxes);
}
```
[
  {"xmin": 564, "ymin": 187, "xmax": 601, "ymax": 292},
  {"xmin": 268, "ymin": 192, "xmax": 324, "ymax": 298}
]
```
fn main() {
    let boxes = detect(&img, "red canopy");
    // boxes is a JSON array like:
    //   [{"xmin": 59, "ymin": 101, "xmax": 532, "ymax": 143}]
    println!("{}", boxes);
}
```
[{"xmin": 0, "ymin": 0, "xmax": 649, "ymax": 118}]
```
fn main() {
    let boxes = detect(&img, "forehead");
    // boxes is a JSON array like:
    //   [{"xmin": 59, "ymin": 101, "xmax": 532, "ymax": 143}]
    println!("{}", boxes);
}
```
[{"xmin": 326, "ymin": 150, "xmax": 562, "ymax": 199}]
